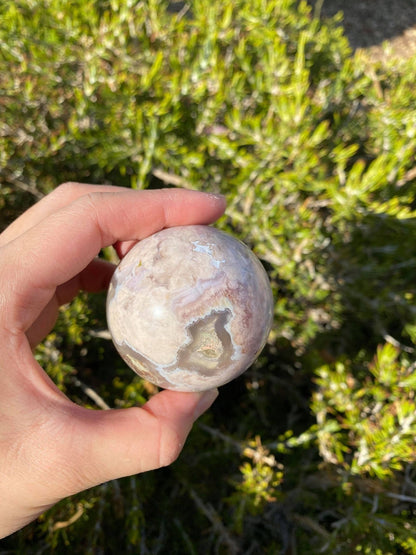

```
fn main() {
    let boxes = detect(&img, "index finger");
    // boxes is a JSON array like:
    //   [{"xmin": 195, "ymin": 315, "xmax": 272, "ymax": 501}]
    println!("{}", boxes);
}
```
[
  {"xmin": 0, "ymin": 188, "xmax": 226, "ymax": 333},
  {"xmin": 0, "ymin": 183, "xmax": 135, "ymax": 247}
]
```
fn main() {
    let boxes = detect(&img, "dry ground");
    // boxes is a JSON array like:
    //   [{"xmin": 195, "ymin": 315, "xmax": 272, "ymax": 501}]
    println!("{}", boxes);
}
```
[
  {"xmin": 169, "ymin": 1, "xmax": 416, "ymax": 62},
  {"xmin": 309, "ymin": 0, "xmax": 416, "ymax": 62}
]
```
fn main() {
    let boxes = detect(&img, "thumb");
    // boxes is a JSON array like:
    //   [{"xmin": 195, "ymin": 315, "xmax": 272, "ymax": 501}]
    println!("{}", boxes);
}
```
[
  {"xmin": 0, "ymin": 340, "xmax": 219, "ymax": 538},
  {"xmin": 66, "ymin": 388, "xmax": 219, "ymax": 492}
]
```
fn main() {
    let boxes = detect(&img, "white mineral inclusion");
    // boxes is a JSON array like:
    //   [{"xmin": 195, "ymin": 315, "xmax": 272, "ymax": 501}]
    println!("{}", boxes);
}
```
[{"xmin": 106, "ymin": 225, "xmax": 274, "ymax": 392}]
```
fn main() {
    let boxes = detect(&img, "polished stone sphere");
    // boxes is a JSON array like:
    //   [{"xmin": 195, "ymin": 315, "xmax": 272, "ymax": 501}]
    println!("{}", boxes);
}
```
[{"xmin": 106, "ymin": 225, "xmax": 274, "ymax": 392}]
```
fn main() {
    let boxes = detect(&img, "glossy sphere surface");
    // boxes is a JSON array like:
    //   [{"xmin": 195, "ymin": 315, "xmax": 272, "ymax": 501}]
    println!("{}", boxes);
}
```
[{"xmin": 106, "ymin": 225, "xmax": 274, "ymax": 391}]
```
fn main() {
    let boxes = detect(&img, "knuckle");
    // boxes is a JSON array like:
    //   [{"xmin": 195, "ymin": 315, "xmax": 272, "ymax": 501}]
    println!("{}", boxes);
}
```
[
  {"xmin": 76, "ymin": 191, "xmax": 105, "ymax": 215},
  {"xmin": 55, "ymin": 181, "xmax": 83, "ymax": 197},
  {"xmin": 51, "ymin": 182, "xmax": 90, "ymax": 205},
  {"xmin": 158, "ymin": 426, "xmax": 185, "ymax": 467}
]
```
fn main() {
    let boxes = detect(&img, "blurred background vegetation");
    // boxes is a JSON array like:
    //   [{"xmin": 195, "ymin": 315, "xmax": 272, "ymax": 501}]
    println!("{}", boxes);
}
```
[{"xmin": 1, "ymin": 0, "xmax": 416, "ymax": 553}]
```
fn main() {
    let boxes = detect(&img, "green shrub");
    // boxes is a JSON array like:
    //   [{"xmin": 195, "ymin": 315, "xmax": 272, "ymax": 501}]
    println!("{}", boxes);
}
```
[{"xmin": 2, "ymin": 0, "xmax": 416, "ymax": 553}]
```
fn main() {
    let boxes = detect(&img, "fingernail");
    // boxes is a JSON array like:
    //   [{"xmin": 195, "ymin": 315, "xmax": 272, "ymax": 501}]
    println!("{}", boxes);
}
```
[
  {"xmin": 193, "ymin": 388, "xmax": 219, "ymax": 419},
  {"xmin": 207, "ymin": 193, "xmax": 226, "ymax": 202}
]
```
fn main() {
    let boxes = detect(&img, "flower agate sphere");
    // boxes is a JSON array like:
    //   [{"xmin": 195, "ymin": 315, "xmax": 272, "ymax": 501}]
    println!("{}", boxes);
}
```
[{"xmin": 106, "ymin": 225, "xmax": 274, "ymax": 392}]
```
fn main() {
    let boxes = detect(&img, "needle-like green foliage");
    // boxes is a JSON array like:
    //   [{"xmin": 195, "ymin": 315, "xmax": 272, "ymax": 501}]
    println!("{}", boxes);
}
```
[{"xmin": 2, "ymin": 1, "xmax": 416, "ymax": 552}]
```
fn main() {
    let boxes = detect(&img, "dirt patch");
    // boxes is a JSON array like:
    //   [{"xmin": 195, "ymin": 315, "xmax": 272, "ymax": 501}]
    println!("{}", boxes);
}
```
[
  {"xmin": 308, "ymin": 0, "xmax": 416, "ymax": 62},
  {"xmin": 170, "ymin": 1, "xmax": 416, "ymax": 63}
]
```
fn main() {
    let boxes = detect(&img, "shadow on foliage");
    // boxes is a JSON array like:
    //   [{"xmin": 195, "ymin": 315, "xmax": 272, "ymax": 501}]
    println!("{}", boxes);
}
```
[{"xmin": 312, "ymin": 207, "xmax": 416, "ymax": 360}]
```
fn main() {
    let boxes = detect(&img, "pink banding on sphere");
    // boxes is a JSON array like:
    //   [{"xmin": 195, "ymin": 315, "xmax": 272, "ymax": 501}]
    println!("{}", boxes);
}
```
[{"xmin": 106, "ymin": 225, "xmax": 274, "ymax": 392}]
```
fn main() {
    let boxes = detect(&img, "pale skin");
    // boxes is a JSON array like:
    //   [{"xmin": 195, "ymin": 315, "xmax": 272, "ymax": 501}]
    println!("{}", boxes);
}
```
[{"xmin": 0, "ymin": 183, "xmax": 226, "ymax": 538}]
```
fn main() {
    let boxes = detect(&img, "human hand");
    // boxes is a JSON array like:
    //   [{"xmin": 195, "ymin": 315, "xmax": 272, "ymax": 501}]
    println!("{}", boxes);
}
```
[{"xmin": 0, "ymin": 183, "xmax": 226, "ymax": 538}]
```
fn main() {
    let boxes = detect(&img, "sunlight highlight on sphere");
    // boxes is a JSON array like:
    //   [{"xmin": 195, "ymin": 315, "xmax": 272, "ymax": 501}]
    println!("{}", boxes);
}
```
[{"xmin": 106, "ymin": 225, "xmax": 274, "ymax": 392}]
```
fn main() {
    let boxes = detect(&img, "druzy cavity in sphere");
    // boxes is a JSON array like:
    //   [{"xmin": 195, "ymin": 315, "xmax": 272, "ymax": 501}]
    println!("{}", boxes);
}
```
[{"xmin": 106, "ymin": 225, "xmax": 274, "ymax": 392}]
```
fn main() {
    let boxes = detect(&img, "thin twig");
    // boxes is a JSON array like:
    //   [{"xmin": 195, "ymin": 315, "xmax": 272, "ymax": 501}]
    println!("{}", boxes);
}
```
[
  {"xmin": 70, "ymin": 377, "xmax": 111, "ymax": 410},
  {"xmin": 89, "ymin": 329, "xmax": 112, "ymax": 340},
  {"xmin": 152, "ymin": 167, "xmax": 194, "ymax": 189},
  {"xmin": 292, "ymin": 513, "xmax": 331, "ymax": 539},
  {"xmin": 188, "ymin": 488, "xmax": 240, "ymax": 554},
  {"xmin": 386, "ymin": 492, "xmax": 416, "ymax": 504},
  {"xmin": 397, "ymin": 167, "xmax": 416, "ymax": 187},
  {"xmin": 51, "ymin": 503, "xmax": 84, "ymax": 531},
  {"xmin": 2, "ymin": 175, "xmax": 45, "ymax": 200},
  {"xmin": 198, "ymin": 423, "xmax": 244, "ymax": 452},
  {"xmin": 383, "ymin": 332, "xmax": 415, "ymax": 353}
]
